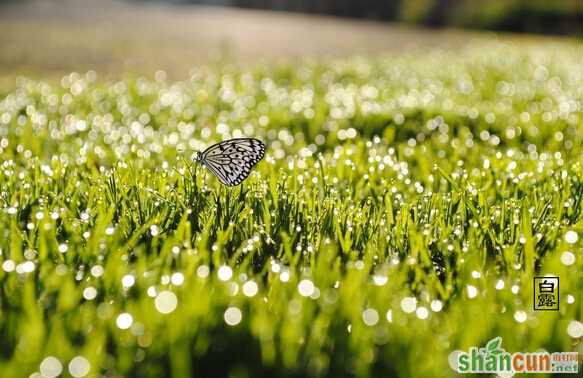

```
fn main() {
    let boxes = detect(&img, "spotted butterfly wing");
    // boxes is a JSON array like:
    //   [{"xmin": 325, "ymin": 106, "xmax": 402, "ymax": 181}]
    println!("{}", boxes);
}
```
[{"xmin": 197, "ymin": 138, "xmax": 266, "ymax": 186}]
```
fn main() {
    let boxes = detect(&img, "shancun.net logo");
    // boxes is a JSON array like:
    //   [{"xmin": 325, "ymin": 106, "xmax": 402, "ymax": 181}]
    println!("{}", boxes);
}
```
[{"xmin": 452, "ymin": 337, "xmax": 579, "ymax": 374}]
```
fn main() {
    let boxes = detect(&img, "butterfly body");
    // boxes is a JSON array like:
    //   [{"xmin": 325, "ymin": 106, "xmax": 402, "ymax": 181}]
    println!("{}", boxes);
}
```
[{"xmin": 196, "ymin": 138, "xmax": 266, "ymax": 186}]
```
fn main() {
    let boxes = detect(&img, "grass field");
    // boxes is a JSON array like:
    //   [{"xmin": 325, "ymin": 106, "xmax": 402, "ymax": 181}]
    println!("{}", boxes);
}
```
[{"xmin": 0, "ymin": 39, "xmax": 582, "ymax": 377}]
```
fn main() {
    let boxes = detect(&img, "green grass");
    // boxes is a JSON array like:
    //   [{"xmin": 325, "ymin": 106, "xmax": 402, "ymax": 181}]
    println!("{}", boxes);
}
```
[{"xmin": 0, "ymin": 41, "xmax": 582, "ymax": 378}]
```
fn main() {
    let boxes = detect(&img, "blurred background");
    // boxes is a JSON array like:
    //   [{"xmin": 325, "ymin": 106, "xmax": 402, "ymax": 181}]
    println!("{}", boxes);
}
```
[
  {"xmin": 136, "ymin": 0, "xmax": 583, "ymax": 35},
  {"xmin": 0, "ymin": 0, "xmax": 581, "ymax": 87}
]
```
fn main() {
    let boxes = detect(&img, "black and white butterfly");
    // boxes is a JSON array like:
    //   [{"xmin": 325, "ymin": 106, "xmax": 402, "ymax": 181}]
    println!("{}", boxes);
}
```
[{"xmin": 195, "ymin": 138, "xmax": 266, "ymax": 186}]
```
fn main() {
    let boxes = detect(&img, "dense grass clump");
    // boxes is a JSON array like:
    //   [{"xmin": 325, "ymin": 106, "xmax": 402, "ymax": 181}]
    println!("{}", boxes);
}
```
[{"xmin": 0, "ymin": 41, "xmax": 582, "ymax": 377}]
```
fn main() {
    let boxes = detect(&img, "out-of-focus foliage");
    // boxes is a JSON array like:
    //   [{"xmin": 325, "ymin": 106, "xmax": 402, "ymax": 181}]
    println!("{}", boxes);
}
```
[
  {"xmin": 179, "ymin": 0, "xmax": 583, "ymax": 34},
  {"xmin": 442, "ymin": 0, "xmax": 583, "ymax": 34},
  {"xmin": 0, "ymin": 41, "xmax": 582, "ymax": 377}
]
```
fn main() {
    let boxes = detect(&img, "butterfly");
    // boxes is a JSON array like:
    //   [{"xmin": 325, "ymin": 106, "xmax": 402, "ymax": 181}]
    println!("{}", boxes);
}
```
[{"xmin": 195, "ymin": 138, "xmax": 266, "ymax": 186}]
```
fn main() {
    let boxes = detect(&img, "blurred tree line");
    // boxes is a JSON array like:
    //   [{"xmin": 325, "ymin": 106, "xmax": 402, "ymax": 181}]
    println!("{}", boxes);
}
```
[{"xmin": 150, "ymin": 0, "xmax": 583, "ymax": 35}]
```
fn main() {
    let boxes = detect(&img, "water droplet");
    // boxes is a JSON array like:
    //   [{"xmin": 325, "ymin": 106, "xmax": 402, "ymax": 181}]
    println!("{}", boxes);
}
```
[
  {"xmin": 83, "ymin": 287, "xmax": 97, "ymax": 300},
  {"xmin": 171, "ymin": 272, "xmax": 184, "ymax": 286},
  {"xmin": 68, "ymin": 356, "xmax": 90, "ymax": 378},
  {"xmin": 90, "ymin": 265, "xmax": 104, "ymax": 277},
  {"xmin": 196, "ymin": 265, "xmax": 209, "ymax": 278},
  {"xmin": 154, "ymin": 291, "xmax": 178, "ymax": 314},
  {"xmin": 121, "ymin": 274, "xmax": 135, "ymax": 288},
  {"xmin": 40, "ymin": 356, "xmax": 62, "ymax": 378},
  {"xmin": 116, "ymin": 313, "xmax": 133, "ymax": 329},
  {"xmin": 565, "ymin": 230, "xmax": 578, "ymax": 244},
  {"xmin": 372, "ymin": 274, "xmax": 388, "ymax": 286},
  {"xmin": 416, "ymin": 306, "xmax": 429, "ymax": 319},
  {"xmin": 298, "ymin": 279, "xmax": 315, "ymax": 297},
  {"xmin": 386, "ymin": 309, "xmax": 393, "ymax": 323},
  {"xmin": 362, "ymin": 308, "xmax": 379, "ymax": 326},
  {"xmin": 561, "ymin": 251, "xmax": 575, "ymax": 266},
  {"xmin": 217, "ymin": 266, "xmax": 233, "ymax": 281},
  {"xmin": 279, "ymin": 270, "xmax": 290, "ymax": 282},
  {"xmin": 242, "ymin": 280, "xmax": 258, "ymax": 297},
  {"xmin": 467, "ymin": 285, "xmax": 478, "ymax": 299},
  {"xmin": 430, "ymin": 300, "xmax": 443, "ymax": 312},
  {"xmin": 224, "ymin": 307, "xmax": 242, "ymax": 326},
  {"xmin": 566, "ymin": 320, "xmax": 583, "ymax": 338},
  {"xmin": 514, "ymin": 310, "xmax": 527, "ymax": 323},
  {"xmin": 400, "ymin": 297, "xmax": 417, "ymax": 313},
  {"xmin": 2, "ymin": 260, "xmax": 15, "ymax": 272}
]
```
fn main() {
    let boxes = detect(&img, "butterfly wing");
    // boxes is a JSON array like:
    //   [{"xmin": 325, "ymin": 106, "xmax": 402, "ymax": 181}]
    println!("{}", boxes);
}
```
[{"xmin": 199, "ymin": 138, "xmax": 266, "ymax": 186}]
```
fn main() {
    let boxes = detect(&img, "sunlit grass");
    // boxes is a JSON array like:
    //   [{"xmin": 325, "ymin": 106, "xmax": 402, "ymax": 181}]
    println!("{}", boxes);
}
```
[{"xmin": 0, "ymin": 41, "xmax": 582, "ymax": 377}]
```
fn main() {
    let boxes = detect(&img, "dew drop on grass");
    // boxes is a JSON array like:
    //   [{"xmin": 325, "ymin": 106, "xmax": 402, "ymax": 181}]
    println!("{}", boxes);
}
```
[
  {"xmin": 90, "ymin": 265, "xmax": 104, "ymax": 277},
  {"xmin": 310, "ymin": 287, "xmax": 320, "ymax": 300},
  {"xmin": 566, "ymin": 320, "xmax": 583, "ymax": 338},
  {"xmin": 68, "ymin": 356, "xmax": 91, "ymax": 378},
  {"xmin": 224, "ymin": 307, "xmax": 242, "ymax": 326},
  {"xmin": 564, "ymin": 230, "xmax": 578, "ymax": 244},
  {"xmin": 561, "ymin": 251, "xmax": 575, "ymax": 266},
  {"xmin": 242, "ymin": 280, "xmax": 258, "ymax": 297},
  {"xmin": 196, "ymin": 265, "xmax": 209, "ymax": 278},
  {"xmin": 150, "ymin": 225, "xmax": 159, "ymax": 236},
  {"xmin": 514, "ymin": 310, "xmax": 527, "ymax": 323},
  {"xmin": 279, "ymin": 270, "xmax": 290, "ymax": 282},
  {"xmin": 430, "ymin": 300, "xmax": 443, "ymax": 312},
  {"xmin": 400, "ymin": 297, "xmax": 417, "ymax": 313},
  {"xmin": 171, "ymin": 272, "xmax": 184, "ymax": 286},
  {"xmin": 40, "ymin": 356, "xmax": 62, "ymax": 378},
  {"xmin": 372, "ymin": 274, "xmax": 388, "ymax": 286},
  {"xmin": 416, "ymin": 306, "xmax": 429, "ymax": 320},
  {"xmin": 83, "ymin": 287, "xmax": 97, "ymax": 300},
  {"xmin": 362, "ymin": 308, "xmax": 379, "ymax": 326},
  {"xmin": 147, "ymin": 286, "xmax": 157, "ymax": 297},
  {"xmin": 2, "ymin": 260, "xmax": 15, "ymax": 272},
  {"xmin": 217, "ymin": 266, "xmax": 233, "ymax": 281},
  {"xmin": 298, "ymin": 279, "xmax": 315, "ymax": 297},
  {"xmin": 122, "ymin": 274, "xmax": 135, "ymax": 288},
  {"xmin": 155, "ymin": 291, "xmax": 178, "ymax": 314},
  {"xmin": 116, "ymin": 313, "xmax": 133, "ymax": 329},
  {"xmin": 448, "ymin": 351, "xmax": 463, "ymax": 372}
]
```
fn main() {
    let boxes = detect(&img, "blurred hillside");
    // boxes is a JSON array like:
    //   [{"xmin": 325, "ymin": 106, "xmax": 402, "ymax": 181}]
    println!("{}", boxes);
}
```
[
  {"xmin": 0, "ymin": 0, "xmax": 479, "ymax": 83},
  {"xmin": 0, "ymin": 0, "xmax": 580, "ymax": 91},
  {"xmin": 138, "ymin": 0, "xmax": 583, "ymax": 35}
]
